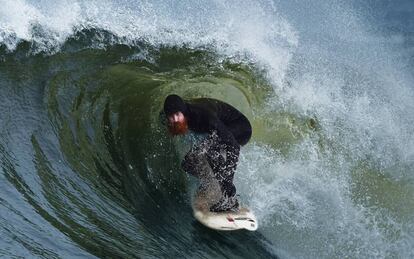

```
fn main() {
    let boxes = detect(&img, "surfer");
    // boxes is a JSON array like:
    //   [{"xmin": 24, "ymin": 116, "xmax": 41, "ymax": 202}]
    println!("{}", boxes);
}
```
[{"xmin": 163, "ymin": 94, "xmax": 252, "ymax": 212}]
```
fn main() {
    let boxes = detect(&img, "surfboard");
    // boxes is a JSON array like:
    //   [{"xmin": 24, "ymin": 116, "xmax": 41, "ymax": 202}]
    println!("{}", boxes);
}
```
[{"xmin": 193, "ymin": 207, "xmax": 258, "ymax": 231}]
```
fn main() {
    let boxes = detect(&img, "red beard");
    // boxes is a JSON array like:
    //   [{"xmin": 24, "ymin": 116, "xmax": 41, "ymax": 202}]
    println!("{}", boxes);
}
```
[{"xmin": 168, "ymin": 118, "xmax": 188, "ymax": 135}]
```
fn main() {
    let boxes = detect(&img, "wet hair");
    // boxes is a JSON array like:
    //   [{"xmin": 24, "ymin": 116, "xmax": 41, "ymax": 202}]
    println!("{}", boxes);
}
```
[{"xmin": 164, "ymin": 94, "xmax": 187, "ymax": 116}]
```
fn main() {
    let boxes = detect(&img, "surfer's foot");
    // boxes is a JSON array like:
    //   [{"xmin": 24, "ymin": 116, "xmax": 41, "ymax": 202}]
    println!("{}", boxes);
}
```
[{"xmin": 209, "ymin": 196, "xmax": 239, "ymax": 212}]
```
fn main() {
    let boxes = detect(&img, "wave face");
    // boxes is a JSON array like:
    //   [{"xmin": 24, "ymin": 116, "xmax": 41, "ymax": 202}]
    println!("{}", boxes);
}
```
[{"xmin": 1, "ymin": 0, "xmax": 414, "ymax": 258}]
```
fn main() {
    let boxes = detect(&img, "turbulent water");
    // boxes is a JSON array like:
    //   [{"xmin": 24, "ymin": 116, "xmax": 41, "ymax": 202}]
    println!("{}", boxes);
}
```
[{"xmin": 1, "ymin": 0, "xmax": 414, "ymax": 258}]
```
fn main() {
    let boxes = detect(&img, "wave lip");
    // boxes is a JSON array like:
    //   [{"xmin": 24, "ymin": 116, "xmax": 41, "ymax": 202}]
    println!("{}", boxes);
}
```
[{"xmin": 0, "ymin": 0, "xmax": 298, "ymax": 78}]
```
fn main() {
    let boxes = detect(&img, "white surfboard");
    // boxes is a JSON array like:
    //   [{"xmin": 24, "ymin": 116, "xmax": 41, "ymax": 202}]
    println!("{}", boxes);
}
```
[{"xmin": 193, "ymin": 207, "xmax": 258, "ymax": 231}]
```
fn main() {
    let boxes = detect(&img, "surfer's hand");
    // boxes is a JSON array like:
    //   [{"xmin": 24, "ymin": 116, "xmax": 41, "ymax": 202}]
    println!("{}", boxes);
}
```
[
  {"xmin": 182, "ymin": 146, "xmax": 212, "ymax": 177},
  {"xmin": 182, "ymin": 153, "xmax": 199, "ymax": 176}
]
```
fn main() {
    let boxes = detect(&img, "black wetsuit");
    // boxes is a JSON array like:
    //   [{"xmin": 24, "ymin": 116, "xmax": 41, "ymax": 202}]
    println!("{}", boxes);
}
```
[{"xmin": 164, "ymin": 95, "xmax": 252, "ymax": 211}]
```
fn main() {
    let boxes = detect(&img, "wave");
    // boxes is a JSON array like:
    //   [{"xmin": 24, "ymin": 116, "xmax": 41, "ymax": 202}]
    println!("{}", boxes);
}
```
[{"xmin": 1, "ymin": 0, "xmax": 414, "ymax": 258}]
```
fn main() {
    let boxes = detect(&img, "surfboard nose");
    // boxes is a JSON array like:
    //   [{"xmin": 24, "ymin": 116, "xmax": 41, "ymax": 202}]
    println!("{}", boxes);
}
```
[{"xmin": 233, "ymin": 216, "xmax": 258, "ymax": 231}]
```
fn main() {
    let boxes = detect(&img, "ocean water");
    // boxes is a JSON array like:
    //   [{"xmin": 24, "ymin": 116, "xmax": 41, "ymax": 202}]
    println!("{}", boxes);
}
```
[{"xmin": 0, "ymin": 0, "xmax": 413, "ymax": 258}]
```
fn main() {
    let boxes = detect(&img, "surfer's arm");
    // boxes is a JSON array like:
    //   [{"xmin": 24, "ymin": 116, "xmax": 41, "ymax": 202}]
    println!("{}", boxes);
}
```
[
  {"xmin": 181, "ymin": 136, "xmax": 215, "ymax": 177},
  {"xmin": 181, "ymin": 152, "xmax": 201, "ymax": 177}
]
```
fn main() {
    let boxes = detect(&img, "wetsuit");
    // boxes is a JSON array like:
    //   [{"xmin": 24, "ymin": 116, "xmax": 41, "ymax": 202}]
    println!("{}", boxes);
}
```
[{"xmin": 164, "ymin": 95, "xmax": 252, "ymax": 212}]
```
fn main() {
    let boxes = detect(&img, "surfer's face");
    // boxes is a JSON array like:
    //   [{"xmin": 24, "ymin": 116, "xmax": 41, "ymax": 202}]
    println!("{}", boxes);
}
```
[{"xmin": 167, "ymin": 111, "xmax": 188, "ymax": 135}]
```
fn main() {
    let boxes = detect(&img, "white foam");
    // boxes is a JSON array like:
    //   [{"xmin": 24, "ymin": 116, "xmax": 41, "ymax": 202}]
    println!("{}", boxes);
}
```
[
  {"xmin": 0, "ymin": 0, "xmax": 297, "ymax": 62},
  {"xmin": 237, "ymin": 142, "xmax": 413, "ymax": 257}
]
